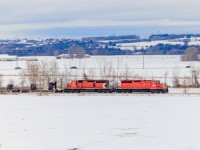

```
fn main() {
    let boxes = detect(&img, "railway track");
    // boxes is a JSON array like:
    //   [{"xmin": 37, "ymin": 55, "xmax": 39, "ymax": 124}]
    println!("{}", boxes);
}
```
[{"xmin": 0, "ymin": 92, "xmax": 199, "ymax": 97}]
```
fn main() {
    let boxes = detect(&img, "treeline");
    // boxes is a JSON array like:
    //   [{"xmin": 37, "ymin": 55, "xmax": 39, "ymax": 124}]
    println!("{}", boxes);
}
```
[
  {"xmin": 82, "ymin": 35, "xmax": 140, "ymax": 41},
  {"xmin": 148, "ymin": 34, "xmax": 200, "ymax": 41}
]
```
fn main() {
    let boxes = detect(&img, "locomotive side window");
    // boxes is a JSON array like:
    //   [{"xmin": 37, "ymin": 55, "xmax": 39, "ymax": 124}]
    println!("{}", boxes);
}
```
[
  {"xmin": 134, "ymin": 80, "xmax": 142, "ymax": 82},
  {"xmin": 96, "ymin": 80, "xmax": 107, "ymax": 83},
  {"xmin": 121, "ymin": 80, "xmax": 132, "ymax": 83}
]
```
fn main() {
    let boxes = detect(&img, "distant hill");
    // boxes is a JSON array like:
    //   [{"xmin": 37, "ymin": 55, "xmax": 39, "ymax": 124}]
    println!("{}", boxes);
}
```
[{"xmin": 1, "ymin": 34, "xmax": 200, "ymax": 56}]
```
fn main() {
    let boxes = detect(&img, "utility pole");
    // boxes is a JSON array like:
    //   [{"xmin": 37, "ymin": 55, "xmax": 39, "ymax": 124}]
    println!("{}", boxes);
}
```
[
  {"xmin": 142, "ymin": 54, "xmax": 144, "ymax": 69},
  {"xmin": 79, "ymin": 58, "xmax": 81, "ymax": 69}
]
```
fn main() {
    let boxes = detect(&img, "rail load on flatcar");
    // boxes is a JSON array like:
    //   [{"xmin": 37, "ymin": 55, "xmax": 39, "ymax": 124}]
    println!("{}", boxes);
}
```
[
  {"xmin": 64, "ymin": 80, "xmax": 113, "ymax": 93},
  {"xmin": 117, "ymin": 80, "xmax": 168, "ymax": 93}
]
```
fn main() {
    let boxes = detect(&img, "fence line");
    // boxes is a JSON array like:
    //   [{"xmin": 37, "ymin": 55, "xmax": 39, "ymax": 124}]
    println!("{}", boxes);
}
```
[{"xmin": 0, "ymin": 74, "xmax": 199, "ymax": 79}]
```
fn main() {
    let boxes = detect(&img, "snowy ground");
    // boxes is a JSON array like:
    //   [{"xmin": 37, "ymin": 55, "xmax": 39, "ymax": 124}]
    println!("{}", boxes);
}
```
[{"xmin": 0, "ymin": 95, "xmax": 200, "ymax": 150}]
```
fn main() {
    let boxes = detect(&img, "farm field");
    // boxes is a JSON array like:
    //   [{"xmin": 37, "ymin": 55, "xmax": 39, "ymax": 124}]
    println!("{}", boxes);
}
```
[
  {"xmin": 0, "ymin": 55, "xmax": 199, "ymax": 87},
  {"xmin": 0, "ymin": 95, "xmax": 200, "ymax": 150}
]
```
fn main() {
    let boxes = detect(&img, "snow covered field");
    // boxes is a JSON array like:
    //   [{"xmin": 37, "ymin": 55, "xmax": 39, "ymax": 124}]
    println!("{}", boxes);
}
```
[
  {"xmin": 0, "ymin": 55, "xmax": 199, "ymax": 86},
  {"xmin": 0, "ymin": 95, "xmax": 200, "ymax": 150},
  {"xmin": 112, "ymin": 37, "xmax": 200, "ymax": 50}
]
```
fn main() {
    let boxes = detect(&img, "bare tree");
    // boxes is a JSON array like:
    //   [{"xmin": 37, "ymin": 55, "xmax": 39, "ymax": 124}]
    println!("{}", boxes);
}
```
[
  {"xmin": 164, "ymin": 71, "xmax": 168, "ymax": 84},
  {"xmin": 96, "ymin": 58, "xmax": 107, "ymax": 78},
  {"xmin": 57, "ymin": 72, "xmax": 65, "ymax": 89},
  {"xmin": 73, "ymin": 69, "xmax": 79, "ymax": 80},
  {"xmin": 18, "ymin": 70, "xmax": 26, "ymax": 88},
  {"xmin": 119, "ymin": 63, "xmax": 133, "ymax": 80},
  {"xmin": 172, "ymin": 69, "xmax": 180, "ymax": 87},
  {"xmin": 172, "ymin": 75, "xmax": 180, "ymax": 87},
  {"xmin": 49, "ymin": 60, "xmax": 59, "ymax": 83},
  {"xmin": 8, "ymin": 79, "xmax": 14, "ymax": 85},
  {"xmin": 64, "ymin": 62, "xmax": 71, "ymax": 85},
  {"xmin": 83, "ymin": 72, "xmax": 88, "ymax": 80},
  {"xmin": 191, "ymin": 68, "xmax": 200, "ymax": 87},
  {"xmin": 124, "ymin": 64, "xmax": 132, "ymax": 80},
  {"xmin": 88, "ymin": 69, "xmax": 96, "ymax": 80},
  {"xmin": 26, "ymin": 62, "xmax": 40, "ymax": 85},
  {"xmin": 0, "ymin": 74, "xmax": 4, "ymax": 87},
  {"xmin": 39, "ymin": 59, "xmax": 49, "ymax": 89},
  {"xmin": 116, "ymin": 57, "xmax": 123, "ymax": 87},
  {"xmin": 181, "ymin": 47, "xmax": 199, "ymax": 61}
]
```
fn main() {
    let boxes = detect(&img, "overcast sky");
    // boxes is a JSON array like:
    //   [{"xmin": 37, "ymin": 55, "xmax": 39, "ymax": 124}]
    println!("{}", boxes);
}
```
[{"xmin": 0, "ymin": 0, "xmax": 200, "ymax": 38}]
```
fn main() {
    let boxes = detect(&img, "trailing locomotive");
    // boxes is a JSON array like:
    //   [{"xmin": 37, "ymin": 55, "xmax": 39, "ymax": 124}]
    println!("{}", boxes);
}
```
[
  {"xmin": 118, "ymin": 80, "xmax": 168, "ymax": 93},
  {"xmin": 64, "ymin": 79, "xmax": 168, "ymax": 93}
]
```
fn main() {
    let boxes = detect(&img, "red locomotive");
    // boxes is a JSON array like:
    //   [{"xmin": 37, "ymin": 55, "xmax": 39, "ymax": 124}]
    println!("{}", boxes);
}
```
[
  {"xmin": 64, "ymin": 79, "xmax": 168, "ymax": 93},
  {"xmin": 118, "ymin": 80, "xmax": 168, "ymax": 93},
  {"xmin": 65, "ymin": 80, "xmax": 112, "ymax": 93}
]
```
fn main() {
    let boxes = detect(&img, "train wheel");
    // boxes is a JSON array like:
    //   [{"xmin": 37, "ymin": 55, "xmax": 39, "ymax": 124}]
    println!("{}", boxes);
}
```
[
  {"xmin": 117, "ymin": 90, "xmax": 122, "ymax": 93},
  {"xmin": 109, "ymin": 90, "xmax": 113, "ymax": 93},
  {"xmin": 98, "ymin": 90, "xmax": 102, "ymax": 93},
  {"xmin": 156, "ymin": 90, "xmax": 160, "ymax": 93},
  {"xmin": 163, "ymin": 89, "xmax": 168, "ymax": 93}
]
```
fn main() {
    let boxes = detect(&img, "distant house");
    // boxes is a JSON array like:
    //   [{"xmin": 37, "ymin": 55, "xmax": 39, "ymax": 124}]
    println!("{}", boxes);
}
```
[
  {"xmin": 0, "ymin": 54, "xmax": 17, "ymax": 61},
  {"xmin": 56, "ymin": 54, "xmax": 70, "ymax": 59},
  {"xmin": 83, "ymin": 54, "xmax": 91, "ymax": 58},
  {"xmin": 56, "ymin": 53, "xmax": 91, "ymax": 59},
  {"xmin": 25, "ymin": 58, "xmax": 38, "ymax": 61}
]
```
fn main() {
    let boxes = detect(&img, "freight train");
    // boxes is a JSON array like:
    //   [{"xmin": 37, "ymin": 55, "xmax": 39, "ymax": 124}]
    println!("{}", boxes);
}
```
[{"xmin": 0, "ymin": 79, "xmax": 168, "ymax": 93}]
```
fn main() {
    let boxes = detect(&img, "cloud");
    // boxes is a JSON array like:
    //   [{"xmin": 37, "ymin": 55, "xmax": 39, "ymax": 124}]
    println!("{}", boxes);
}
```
[
  {"xmin": 0, "ymin": 0, "xmax": 200, "ymax": 23},
  {"xmin": 0, "ymin": 0, "xmax": 200, "ymax": 38},
  {"xmin": 1, "ymin": 19, "xmax": 200, "ymax": 31}
]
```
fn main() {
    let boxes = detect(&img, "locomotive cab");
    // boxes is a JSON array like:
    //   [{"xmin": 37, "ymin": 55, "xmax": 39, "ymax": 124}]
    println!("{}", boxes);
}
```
[{"xmin": 67, "ymin": 80, "xmax": 78, "ymax": 88}]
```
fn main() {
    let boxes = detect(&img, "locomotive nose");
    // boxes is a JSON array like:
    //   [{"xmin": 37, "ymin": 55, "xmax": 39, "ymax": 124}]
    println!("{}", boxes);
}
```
[{"xmin": 103, "ymin": 82, "xmax": 109, "ymax": 88}]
